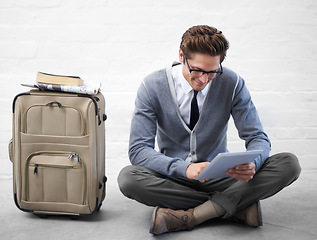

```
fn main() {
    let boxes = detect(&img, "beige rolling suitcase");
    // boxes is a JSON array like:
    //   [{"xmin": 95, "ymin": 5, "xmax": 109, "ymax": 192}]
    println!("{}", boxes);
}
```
[{"xmin": 9, "ymin": 89, "xmax": 107, "ymax": 217}]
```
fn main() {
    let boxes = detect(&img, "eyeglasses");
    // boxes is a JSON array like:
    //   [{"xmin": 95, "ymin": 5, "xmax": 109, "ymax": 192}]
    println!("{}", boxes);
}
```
[{"xmin": 184, "ymin": 56, "xmax": 223, "ymax": 80}]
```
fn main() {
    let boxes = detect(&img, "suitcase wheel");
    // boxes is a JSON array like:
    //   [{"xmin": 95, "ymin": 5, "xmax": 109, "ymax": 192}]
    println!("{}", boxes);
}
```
[{"xmin": 34, "ymin": 213, "xmax": 48, "ymax": 219}]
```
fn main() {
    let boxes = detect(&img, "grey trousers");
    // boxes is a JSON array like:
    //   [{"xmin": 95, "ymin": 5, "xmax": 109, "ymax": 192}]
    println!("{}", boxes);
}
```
[{"xmin": 117, "ymin": 153, "xmax": 301, "ymax": 218}]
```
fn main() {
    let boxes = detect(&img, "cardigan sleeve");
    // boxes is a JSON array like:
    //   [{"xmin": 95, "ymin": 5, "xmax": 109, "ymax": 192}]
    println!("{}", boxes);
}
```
[
  {"xmin": 128, "ymin": 81, "xmax": 191, "ymax": 178},
  {"xmin": 231, "ymin": 75, "xmax": 271, "ymax": 171}
]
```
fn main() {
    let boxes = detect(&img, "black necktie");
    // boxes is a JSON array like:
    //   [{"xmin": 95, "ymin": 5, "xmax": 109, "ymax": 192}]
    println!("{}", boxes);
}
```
[{"xmin": 189, "ymin": 90, "xmax": 199, "ymax": 130}]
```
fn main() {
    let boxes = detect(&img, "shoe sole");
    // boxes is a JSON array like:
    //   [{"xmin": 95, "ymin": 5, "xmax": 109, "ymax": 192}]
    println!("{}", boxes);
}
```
[
  {"xmin": 149, "ymin": 207, "xmax": 160, "ymax": 234},
  {"xmin": 246, "ymin": 201, "xmax": 263, "ymax": 227},
  {"xmin": 233, "ymin": 201, "xmax": 263, "ymax": 227},
  {"xmin": 256, "ymin": 201, "xmax": 263, "ymax": 226}
]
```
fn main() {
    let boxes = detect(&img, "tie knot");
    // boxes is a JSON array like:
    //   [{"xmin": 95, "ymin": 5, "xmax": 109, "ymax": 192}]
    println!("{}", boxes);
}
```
[{"xmin": 193, "ymin": 90, "xmax": 198, "ymax": 97}]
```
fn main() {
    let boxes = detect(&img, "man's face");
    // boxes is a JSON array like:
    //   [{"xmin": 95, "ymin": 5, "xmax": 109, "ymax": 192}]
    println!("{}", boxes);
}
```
[{"xmin": 179, "ymin": 50, "xmax": 221, "ymax": 92}]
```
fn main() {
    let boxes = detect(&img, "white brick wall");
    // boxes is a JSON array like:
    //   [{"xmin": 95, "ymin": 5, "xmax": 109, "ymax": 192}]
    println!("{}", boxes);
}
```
[{"xmin": 1, "ymin": 0, "xmax": 316, "ymax": 177}]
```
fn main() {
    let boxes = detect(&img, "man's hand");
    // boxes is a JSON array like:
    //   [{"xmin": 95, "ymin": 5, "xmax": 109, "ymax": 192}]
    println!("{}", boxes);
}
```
[
  {"xmin": 186, "ymin": 162, "xmax": 210, "ymax": 182},
  {"xmin": 226, "ymin": 162, "xmax": 256, "ymax": 182}
]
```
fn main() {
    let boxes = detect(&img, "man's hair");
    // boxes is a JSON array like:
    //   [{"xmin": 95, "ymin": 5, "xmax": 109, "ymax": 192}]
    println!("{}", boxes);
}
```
[{"xmin": 180, "ymin": 25, "xmax": 229, "ymax": 63}]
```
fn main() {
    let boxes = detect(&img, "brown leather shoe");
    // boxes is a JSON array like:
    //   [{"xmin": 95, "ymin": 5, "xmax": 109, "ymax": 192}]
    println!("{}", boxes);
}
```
[
  {"xmin": 233, "ymin": 201, "xmax": 263, "ymax": 227},
  {"xmin": 149, "ymin": 207, "xmax": 196, "ymax": 235}
]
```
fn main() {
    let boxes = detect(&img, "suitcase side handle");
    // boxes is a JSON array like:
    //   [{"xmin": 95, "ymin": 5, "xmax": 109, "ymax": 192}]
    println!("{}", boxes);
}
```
[{"xmin": 8, "ymin": 139, "xmax": 13, "ymax": 162}]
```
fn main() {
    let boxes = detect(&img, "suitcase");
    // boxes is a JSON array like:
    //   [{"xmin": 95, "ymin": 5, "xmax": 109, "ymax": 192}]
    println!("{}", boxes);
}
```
[{"xmin": 9, "ymin": 89, "xmax": 107, "ymax": 216}]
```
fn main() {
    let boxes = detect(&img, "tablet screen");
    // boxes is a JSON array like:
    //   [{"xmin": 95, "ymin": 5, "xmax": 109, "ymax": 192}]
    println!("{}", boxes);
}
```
[{"xmin": 195, "ymin": 150, "xmax": 263, "ymax": 180}]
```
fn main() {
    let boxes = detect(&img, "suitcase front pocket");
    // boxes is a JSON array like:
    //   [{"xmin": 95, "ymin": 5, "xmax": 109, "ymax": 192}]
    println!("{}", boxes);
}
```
[
  {"xmin": 22, "ymin": 102, "xmax": 86, "ymax": 136},
  {"xmin": 25, "ymin": 151, "xmax": 87, "ymax": 205}
]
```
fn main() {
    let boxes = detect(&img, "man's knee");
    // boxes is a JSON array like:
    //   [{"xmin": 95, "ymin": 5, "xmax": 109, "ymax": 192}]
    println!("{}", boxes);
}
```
[
  {"xmin": 117, "ymin": 165, "xmax": 135, "ymax": 198},
  {"xmin": 267, "ymin": 152, "xmax": 301, "ymax": 185},
  {"xmin": 279, "ymin": 152, "xmax": 301, "ymax": 178},
  {"xmin": 117, "ymin": 165, "xmax": 153, "ymax": 199}
]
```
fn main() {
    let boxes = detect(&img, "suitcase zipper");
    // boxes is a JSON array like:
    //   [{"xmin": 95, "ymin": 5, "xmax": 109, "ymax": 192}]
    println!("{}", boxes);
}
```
[
  {"xmin": 33, "ymin": 163, "xmax": 81, "ymax": 175},
  {"xmin": 78, "ymin": 94, "xmax": 103, "ymax": 125},
  {"xmin": 24, "ymin": 151, "xmax": 87, "ymax": 205},
  {"xmin": 67, "ymin": 152, "xmax": 81, "ymax": 162}
]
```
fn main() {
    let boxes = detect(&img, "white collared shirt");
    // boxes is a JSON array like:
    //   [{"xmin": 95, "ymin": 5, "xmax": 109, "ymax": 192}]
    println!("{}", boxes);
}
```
[{"xmin": 172, "ymin": 64, "xmax": 212, "ymax": 125}]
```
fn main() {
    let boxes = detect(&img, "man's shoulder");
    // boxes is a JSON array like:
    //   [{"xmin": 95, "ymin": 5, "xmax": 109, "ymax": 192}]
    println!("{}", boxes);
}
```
[
  {"xmin": 137, "ymin": 66, "xmax": 171, "ymax": 106},
  {"xmin": 141, "ymin": 66, "xmax": 171, "ymax": 94},
  {"xmin": 221, "ymin": 66, "xmax": 239, "ymax": 79},
  {"xmin": 216, "ymin": 66, "xmax": 241, "ymax": 88},
  {"xmin": 144, "ymin": 68, "xmax": 167, "ymax": 84}
]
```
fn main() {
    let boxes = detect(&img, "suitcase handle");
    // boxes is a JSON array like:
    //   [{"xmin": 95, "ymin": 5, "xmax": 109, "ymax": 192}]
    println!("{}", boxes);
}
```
[
  {"xmin": 46, "ymin": 101, "xmax": 62, "ymax": 108},
  {"xmin": 8, "ymin": 139, "xmax": 13, "ymax": 162}
]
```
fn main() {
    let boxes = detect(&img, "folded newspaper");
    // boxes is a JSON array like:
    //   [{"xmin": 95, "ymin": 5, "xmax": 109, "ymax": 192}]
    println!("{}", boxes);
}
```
[{"xmin": 21, "ymin": 83, "xmax": 100, "ymax": 95}]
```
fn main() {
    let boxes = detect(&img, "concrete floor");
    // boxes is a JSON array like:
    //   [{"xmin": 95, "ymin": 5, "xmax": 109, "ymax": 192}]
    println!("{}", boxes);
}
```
[{"xmin": 0, "ymin": 170, "xmax": 316, "ymax": 240}]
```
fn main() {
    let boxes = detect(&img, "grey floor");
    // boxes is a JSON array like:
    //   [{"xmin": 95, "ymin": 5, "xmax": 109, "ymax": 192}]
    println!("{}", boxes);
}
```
[{"xmin": 0, "ymin": 170, "xmax": 316, "ymax": 240}]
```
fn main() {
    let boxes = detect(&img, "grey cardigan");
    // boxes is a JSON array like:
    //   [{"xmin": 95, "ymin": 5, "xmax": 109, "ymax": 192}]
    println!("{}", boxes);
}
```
[{"xmin": 128, "ymin": 63, "xmax": 271, "ymax": 178}]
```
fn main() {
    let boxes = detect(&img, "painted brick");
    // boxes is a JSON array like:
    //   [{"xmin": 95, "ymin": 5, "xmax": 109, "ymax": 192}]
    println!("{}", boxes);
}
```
[{"xmin": 0, "ymin": 0, "xmax": 316, "ymax": 177}]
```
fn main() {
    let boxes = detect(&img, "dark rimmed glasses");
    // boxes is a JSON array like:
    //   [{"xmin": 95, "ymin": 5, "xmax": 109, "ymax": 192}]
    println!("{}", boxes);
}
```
[{"xmin": 184, "ymin": 56, "xmax": 223, "ymax": 80}]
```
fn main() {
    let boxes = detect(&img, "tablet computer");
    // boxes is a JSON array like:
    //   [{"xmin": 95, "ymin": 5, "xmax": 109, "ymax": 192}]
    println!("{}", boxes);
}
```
[{"xmin": 194, "ymin": 150, "xmax": 263, "ymax": 180}]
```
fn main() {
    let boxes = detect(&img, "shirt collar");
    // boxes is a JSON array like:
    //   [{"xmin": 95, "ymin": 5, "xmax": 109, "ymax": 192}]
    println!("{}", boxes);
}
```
[{"xmin": 173, "ymin": 63, "xmax": 212, "ymax": 96}]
